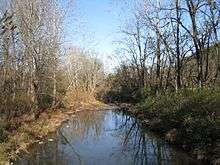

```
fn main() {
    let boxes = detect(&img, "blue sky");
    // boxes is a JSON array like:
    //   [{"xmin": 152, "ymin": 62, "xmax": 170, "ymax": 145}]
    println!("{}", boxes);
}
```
[{"xmin": 62, "ymin": 0, "xmax": 128, "ymax": 72}]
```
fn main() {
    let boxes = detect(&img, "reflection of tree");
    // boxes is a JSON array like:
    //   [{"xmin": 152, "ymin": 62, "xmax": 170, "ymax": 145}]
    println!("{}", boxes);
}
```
[
  {"xmin": 16, "ymin": 111, "xmax": 107, "ymax": 165},
  {"xmin": 113, "ymin": 113, "xmax": 171, "ymax": 165},
  {"xmin": 59, "ymin": 130, "xmax": 83, "ymax": 165},
  {"xmin": 16, "ymin": 137, "xmax": 70, "ymax": 165},
  {"xmin": 60, "ymin": 111, "xmax": 106, "ymax": 141},
  {"xmin": 17, "ymin": 111, "xmax": 202, "ymax": 165}
]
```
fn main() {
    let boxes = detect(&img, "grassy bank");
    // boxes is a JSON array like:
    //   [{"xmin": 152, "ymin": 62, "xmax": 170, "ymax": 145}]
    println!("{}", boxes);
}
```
[
  {"xmin": 0, "ymin": 100, "xmax": 105, "ymax": 164},
  {"xmin": 122, "ymin": 88, "xmax": 220, "ymax": 164}
]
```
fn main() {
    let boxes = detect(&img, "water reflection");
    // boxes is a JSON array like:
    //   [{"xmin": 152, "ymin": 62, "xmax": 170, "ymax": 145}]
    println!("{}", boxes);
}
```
[{"xmin": 16, "ymin": 110, "xmax": 203, "ymax": 165}]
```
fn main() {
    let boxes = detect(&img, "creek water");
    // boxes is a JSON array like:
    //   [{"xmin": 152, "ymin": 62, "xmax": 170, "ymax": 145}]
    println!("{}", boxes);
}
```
[{"xmin": 15, "ymin": 109, "xmax": 204, "ymax": 165}]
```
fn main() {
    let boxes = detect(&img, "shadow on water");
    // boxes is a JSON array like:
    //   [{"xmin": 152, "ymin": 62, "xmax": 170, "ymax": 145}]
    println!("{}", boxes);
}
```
[{"xmin": 15, "ymin": 110, "xmax": 204, "ymax": 165}]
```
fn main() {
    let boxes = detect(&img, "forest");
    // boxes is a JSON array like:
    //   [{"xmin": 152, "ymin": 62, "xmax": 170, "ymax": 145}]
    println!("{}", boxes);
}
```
[
  {"xmin": 0, "ymin": 0, "xmax": 104, "ymax": 118},
  {"xmin": 0, "ymin": 0, "xmax": 105, "ymax": 162},
  {"xmin": 99, "ymin": 0, "xmax": 220, "ymax": 164},
  {"xmin": 0, "ymin": 0, "xmax": 220, "ymax": 164},
  {"xmin": 101, "ymin": 0, "xmax": 220, "ymax": 100}
]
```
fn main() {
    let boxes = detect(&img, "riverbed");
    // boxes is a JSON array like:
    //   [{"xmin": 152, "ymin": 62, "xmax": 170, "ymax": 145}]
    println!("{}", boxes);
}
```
[{"xmin": 15, "ymin": 109, "xmax": 204, "ymax": 165}]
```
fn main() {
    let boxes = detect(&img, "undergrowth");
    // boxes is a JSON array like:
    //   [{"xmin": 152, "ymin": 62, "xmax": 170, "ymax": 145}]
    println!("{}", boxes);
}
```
[{"xmin": 137, "ymin": 88, "xmax": 220, "ymax": 160}]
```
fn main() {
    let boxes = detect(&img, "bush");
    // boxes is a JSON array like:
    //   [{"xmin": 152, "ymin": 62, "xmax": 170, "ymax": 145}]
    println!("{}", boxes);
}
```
[{"xmin": 138, "ymin": 88, "xmax": 220, "ymax": 152}]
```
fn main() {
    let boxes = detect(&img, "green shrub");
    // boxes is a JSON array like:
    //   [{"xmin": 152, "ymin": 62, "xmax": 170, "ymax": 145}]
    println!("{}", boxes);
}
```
[{"xmin": 138, "ymin": 88, "xmax": 220, "ymax": 152}]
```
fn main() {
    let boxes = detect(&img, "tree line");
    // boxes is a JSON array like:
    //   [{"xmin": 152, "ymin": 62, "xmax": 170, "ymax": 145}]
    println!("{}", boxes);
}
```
[
  {"xmin": 0, "ymin": 0, "xmax": 104, "ymax": 120},
  {"xmin": 101, "ymin": 0, "xmax": 220, "ymax": 102}
]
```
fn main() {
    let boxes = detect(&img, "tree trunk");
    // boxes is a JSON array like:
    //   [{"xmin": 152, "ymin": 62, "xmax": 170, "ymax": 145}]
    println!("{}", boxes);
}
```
[
  {"xmin": 52, "ymin": 71, "xmax": 57, "ymax": 107},
  {"xmin": 175, "ymin": 0, "xmax": 181, "ymax": 90}
]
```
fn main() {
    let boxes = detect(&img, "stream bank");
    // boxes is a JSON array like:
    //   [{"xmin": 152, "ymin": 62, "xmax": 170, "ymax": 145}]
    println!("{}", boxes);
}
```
[
  {"xmin": 0, "ymin": 101, "xmax": 107, "ymax": 164},
  {"xmin": 119, "ymin": 103, "xmax": 219, "ymax": 165}
]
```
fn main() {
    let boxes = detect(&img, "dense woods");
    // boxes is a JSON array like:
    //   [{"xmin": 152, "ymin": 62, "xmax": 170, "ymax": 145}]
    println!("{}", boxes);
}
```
[
  {"xmin": 64, "ymin": 47, "xmax": 104, "ymax": 105},
  {"xmin": 0, "ymin": 0, "xmax": 62, "ymax": 119},
  {"xmin": 0, "ymin": 0, "xmax": 104, "ymax": 144},
  {"xmin": 102, "ymin": 0, "xmax": 220, "ymax": 102}
]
